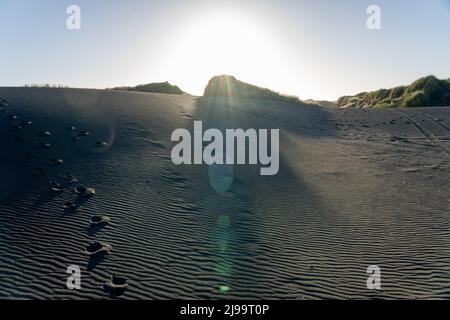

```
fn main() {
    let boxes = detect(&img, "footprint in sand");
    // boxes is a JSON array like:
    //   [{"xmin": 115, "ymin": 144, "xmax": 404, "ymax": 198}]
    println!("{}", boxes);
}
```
[
  {"xmin": 50, "ymin": 181, "xmax": 64, "ymax": 193},
  {"xmin": 104, "ymin": 275, "xmax": 128, "ymax": 296},
  {"xmin": 38, "ymin": 142, "xmax": 51, "ymax": 149},
  {"xmin": 37, "ymin": 130, "xmax": 51, "ymax": 137},
  {"xmin": 85, "ymin": 241, "xmax": 112, "ymax": 257},
  {"xmin": 78, "ymin": 131, "xmax": 90, "ymax": 137},
  {"xmin": 48, "ymin": 159, "xmax": 64, "ymax": 166},
  {"xmin": 62, "ymin": 201, "xmax": 78, "ymax": 211},
  {"xmin": 94, "ymin": 141, "xmax": 107, "ymax": 147},
  {"xmin": 62, "ymin": 174, "xmax": 78, "ymax": 183},
  {"xmin": 49, "ymin": 158, "xmax": 64, "ymax": 166},
  {"xmin": 75, "ymin": 186, "xmax": 96, "ymax": 198},
  {"xmin": 90, "ymin": 215, "xmax": 111, "ymax": 225}
]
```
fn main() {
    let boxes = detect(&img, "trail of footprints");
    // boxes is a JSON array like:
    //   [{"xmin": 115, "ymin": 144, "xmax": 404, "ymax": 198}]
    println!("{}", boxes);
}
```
[
  {"xmin": 0, "ymin": 94, "xmax": 128, "ymax": 297},
  {"xmin": 331, "ymin": 112, "xmax": 449, "ymax": 146}
]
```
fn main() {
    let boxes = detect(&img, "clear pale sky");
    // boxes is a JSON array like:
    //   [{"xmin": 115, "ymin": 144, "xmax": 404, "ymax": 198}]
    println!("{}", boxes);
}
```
[{"xmin": 1, "ymin": 0, "xmax": 450, "ymax": 100}]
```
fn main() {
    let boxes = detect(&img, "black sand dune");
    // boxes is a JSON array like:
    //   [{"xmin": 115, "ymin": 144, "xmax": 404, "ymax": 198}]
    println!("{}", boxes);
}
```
[{"xmin": 0, "ymin": 87, "xmax": 449, "ymax": 299}]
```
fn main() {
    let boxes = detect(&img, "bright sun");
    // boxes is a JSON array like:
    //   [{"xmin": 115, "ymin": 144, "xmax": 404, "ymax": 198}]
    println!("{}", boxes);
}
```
[{"xmin": 165, "ymin": 9, "xmax": 292, "ymax": 96}]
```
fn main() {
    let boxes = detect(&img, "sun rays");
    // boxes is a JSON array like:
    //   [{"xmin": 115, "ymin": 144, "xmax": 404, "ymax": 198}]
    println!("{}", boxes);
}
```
[{"xmin": 164, "ymin": 8, "xmax": 290, "ymax": 97}]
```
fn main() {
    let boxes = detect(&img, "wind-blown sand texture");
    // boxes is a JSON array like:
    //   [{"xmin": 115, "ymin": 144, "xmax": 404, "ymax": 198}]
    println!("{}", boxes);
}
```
[{"xmin": 0, "ymin": 87, "xmax": 449, "ymax": 299}]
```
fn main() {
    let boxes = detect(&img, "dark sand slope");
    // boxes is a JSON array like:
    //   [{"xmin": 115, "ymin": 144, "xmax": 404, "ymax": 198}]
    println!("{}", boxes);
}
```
[{"xmin": 0, "ymin": 87, "xmax": 449, "ymax": 299}]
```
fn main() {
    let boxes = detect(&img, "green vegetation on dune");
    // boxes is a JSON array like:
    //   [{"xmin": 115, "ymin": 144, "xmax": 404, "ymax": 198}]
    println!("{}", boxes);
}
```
[
  {"xmin": 336, "ymin": 76, "xmax": 450, "ymax": 108},
  {"xmin": 203, "ymin": 75, "xmax": 308, "ymax": 106},
  {"xmin": 304, "ymin": 99, "xmax": 336, "ymax": 108},
  {"xmin": 23, "ymin": 84, "xmax": 69, "ymax": 88},
  {"xmin": 112, "ymin": 81, "xmax": 185, "ymax": 95}
]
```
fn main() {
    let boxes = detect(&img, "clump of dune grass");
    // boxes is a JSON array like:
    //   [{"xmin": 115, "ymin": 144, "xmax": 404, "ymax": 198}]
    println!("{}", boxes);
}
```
[
  {"xmin": 203, "ymin": 75, "xmax": 308, "ymax": 106},
  {"xmin": 336, "ymin": 75, "xmax": 450, "ymax": 108},
  {"xmin": 112, "ymin": 82, "xmax": 185, "ymax": 95}
]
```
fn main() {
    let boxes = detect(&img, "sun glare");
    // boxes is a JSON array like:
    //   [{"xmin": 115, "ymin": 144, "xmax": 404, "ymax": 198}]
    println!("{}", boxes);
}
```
[{"xmin": 165, "ymin": 9, "xmax": 292, "ymax": 96}]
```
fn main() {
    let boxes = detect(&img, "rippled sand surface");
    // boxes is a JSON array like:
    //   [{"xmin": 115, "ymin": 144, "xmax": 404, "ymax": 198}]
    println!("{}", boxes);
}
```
[{"xmin": 0, "ymin": 87, "xmax": 449, "ymax": 299}]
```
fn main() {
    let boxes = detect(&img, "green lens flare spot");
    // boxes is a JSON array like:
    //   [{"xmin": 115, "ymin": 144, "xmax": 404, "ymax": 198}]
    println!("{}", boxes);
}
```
[
  {"xmin": 218, "ymin": 242, "xmax": 228, "ymax": 252},
  {"xmin": 215, "ymin": 260, "xmax": 232, "ymax": 276},
  {"xmin": 218, "ymin": 215, "xmax": 230, "ymax": 227},
  {"xmin": 219, "ymin": 285, "xmax": 230, "ymax": 293}
]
